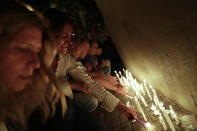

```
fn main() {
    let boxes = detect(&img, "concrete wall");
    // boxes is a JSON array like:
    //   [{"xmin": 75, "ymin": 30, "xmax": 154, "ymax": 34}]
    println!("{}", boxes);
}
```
[{"xmin": 96, "ymin": 0, "xmax": 197, "ymax": 115}]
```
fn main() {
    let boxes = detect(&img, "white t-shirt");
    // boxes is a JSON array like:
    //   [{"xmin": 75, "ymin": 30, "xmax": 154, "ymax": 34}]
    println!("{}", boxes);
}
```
[{"xmin": 56, "ymin": 53, "xmax": 119, "ymax": 112}]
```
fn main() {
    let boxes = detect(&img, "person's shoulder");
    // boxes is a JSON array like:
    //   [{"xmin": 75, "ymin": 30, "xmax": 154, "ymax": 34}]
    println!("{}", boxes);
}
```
[{"xmin": 60, "ymin": 53, "xmax": 74, "ymax": 60}]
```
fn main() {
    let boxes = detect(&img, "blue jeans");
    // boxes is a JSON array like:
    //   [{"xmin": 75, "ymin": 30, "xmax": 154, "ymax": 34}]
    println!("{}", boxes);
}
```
[{"xmin": 73, "ymin": 91, "xmax": 98, "ymax": 112}]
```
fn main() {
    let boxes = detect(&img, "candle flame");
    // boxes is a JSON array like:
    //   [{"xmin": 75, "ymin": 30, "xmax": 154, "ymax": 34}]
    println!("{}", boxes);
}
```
[
  {"xmin": 151, "ymin": 105, "xmax": 156, "ymax": 110},
  {"xmin": 154, "ymin": 110, "xmax": 160, "ymax": 115},
  {"xmin": 25, "ymin": 5, "xmax": 34, "ymax": 11},
  {"xmin": 145, "ymin": 122, "xmax": 151, "ymax": 128},
  {"xmin": 160, "ymin": 102, "xmax": 164, "ymax": 107}
]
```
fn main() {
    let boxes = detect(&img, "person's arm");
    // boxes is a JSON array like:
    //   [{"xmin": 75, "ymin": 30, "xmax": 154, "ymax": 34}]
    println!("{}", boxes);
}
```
[
  {"xmin": 69, "ymin": 80, "xmax": 91, "ymax": 94},
  {"xmin": 116, "ymin": 102, "xmax": 137, "ymax": 121},
  {"xmin": 65, "ymin": 53, "xmax": 119, "ymax": 112},
  {"xmin": 87, "ymin": 71, "xmax": 126, "ymax": 96},
  {"xmin": 59, "ymin": 53, "xmax": 137, "ymax": 120}
]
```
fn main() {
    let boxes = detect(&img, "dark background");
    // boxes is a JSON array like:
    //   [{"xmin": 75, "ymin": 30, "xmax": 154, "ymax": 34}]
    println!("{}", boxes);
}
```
[{"xmin": 21, "ymin": 0, "xmax": 125, "ymax": 74}]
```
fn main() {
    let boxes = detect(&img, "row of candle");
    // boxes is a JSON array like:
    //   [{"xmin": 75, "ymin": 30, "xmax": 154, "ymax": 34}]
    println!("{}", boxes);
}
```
[
  {"xmin": 115, "ymin": 70, "xmax": 149, "ymax": 121},
  {"xmin": 114, "ymin": 69, "xmax": 180, "ymax": 131}
]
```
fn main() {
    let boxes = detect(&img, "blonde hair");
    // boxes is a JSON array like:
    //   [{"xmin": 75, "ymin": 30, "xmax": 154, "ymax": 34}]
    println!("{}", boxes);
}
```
[{"xmin": 0, "ymin": 0, "xmax": 65, "ymax": 127}]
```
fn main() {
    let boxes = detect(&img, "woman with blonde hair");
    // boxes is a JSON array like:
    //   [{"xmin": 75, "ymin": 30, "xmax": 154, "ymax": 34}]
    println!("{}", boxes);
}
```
[{"xmin": 0, "ymin": 1, "xmax": 64, "ymax": 130}]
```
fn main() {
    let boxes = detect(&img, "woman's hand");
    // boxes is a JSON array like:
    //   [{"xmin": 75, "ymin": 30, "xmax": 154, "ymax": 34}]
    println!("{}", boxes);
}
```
[
  {"xmin": 107, "ymin": 76, "xmax": 118, "ymax": 85},
  {"xmin": 116, "ymin": 102, "xmax": 137, "ymax": 122},
  {"xmin": 115, "ymin": 83, "xmax": 126, "ymax": 96}
]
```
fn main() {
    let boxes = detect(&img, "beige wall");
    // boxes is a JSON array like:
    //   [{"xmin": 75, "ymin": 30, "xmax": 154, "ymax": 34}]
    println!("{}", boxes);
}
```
[{"xmin": 96, "ymin": 0, "xmax": 197, "ymax": 115}]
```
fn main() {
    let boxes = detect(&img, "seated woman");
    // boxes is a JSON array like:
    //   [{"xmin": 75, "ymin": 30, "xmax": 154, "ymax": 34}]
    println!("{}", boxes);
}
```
[{"xmin": 0, "ymin": 1, "xmax": 62, "ymax": 130}]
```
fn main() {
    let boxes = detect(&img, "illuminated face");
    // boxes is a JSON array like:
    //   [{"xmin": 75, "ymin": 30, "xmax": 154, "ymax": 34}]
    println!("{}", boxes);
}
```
[
  {"xmin": 91, "ymin": 42, "xmax": 98, "ymax": 48},
  {"xmin": 96, "ymin": 48, "xmax": 102, "ymax": 56},
  {"xmin": 79, "ymin": 41, "xmax": 90, "ymax": 59},
  {"xmin": 89, "ymin": 46, "xmax": 97, "ymax": 55},
  {"xmin": 0, "ymin": 26, "xmax": 42, "ymax": 92},
  {"xmin": 68, "ymin": 42, "xmax": 81, "ymax": 59},
  {"xmin": 57, "ymin": 24, "xmax": 72, "ymax": 54}
]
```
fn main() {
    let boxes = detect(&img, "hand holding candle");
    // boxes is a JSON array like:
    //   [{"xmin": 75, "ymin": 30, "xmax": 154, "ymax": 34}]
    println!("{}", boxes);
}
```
[
  {"xmin": 135, "ymin": 118, "xmax": 151, "ymax": 128},
  {"xmin": 116, "ymin": 102, "xmax": 137, "ymax": 122}
]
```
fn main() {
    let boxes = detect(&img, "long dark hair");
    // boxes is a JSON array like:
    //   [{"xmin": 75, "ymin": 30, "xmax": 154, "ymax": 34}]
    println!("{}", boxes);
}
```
[{"xmin": 43, "ymin": 8, "xmax": 73, "ymax": 38}]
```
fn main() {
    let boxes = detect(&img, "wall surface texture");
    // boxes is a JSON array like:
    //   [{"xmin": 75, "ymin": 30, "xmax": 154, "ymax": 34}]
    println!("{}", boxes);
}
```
[{"xmin": 96, "ymin": 0, "xmax": 197, "ymax": 115}]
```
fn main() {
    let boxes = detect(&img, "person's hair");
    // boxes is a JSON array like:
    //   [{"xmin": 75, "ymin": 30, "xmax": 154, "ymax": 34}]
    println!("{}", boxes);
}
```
[
  {"xmin": 0, "ymin": 0, "xmax": 65, "ymax": 127},
  {"xmin": 0, "ymin": 1, "xmax": 44, "ymax": 40},
  {"xmin": 43, "ymin": 8, "xmax": 73, "ymax": 38}
]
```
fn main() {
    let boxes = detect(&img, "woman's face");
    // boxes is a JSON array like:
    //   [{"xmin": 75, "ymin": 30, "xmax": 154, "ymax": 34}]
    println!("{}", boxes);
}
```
[
  {"xmin": 96, "ymin": 48, "xmax": 102, "ymax": 56},
  {"xmin": 89, "ymin": 46, "xmax": 97, "ymax": 55},
  {"xmin": 57, "ymin": 24, "xmax": 72, "ymax": 54},
  {"xmin": 91, "ymin": 42, "xmax": 98, "ymax": 48},
  {"xmin": 0, "ymin": 26, "xmax": 42, "ymax": 92}
]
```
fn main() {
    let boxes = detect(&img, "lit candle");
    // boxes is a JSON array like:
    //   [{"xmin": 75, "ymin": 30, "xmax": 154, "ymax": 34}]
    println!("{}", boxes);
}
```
[
  {"xmin": 159, "ymin": 113, "xmax": 167, "ymax": 130},
  {"xmin": 119, "ymin": 77, "xmax": 123, "ymax": 84},
  {"xmin": 122, "ymin": 68, "xmax": 126, "ymax": 75},
  {"xmin": 134, "ymin": 96, "xmax": 147, "ymax": 121},
  {"xmin": 139, "ymin": 84, "xmax": 146, "ymax": 96},
  {"xmin": 114, "ymin": 70, "xmax": 120, "ymax": 80},
  {"xmin": 119, "ymin": 71, "xmax": 123, "ymax": 77},
  {"xmin": 159, "ymin": 102, "xmax": 164, "ymax": 108},
  {"xmin": 127, "ymin": 101, "xmax": 130, "ymax": 107},
  {"xmin": 129, "ymin": 81, "xmax": 138, "ymax": 97},
  {"xmin": 144, "ymin": 80, "xmax": 152, "ymax": 101},
  {"xmin": 145, "ymin": 122, "xmax": 151, "ymax": 128},
  {"xmin": 122, "ymin": 77, "xmax": 129, "ymax": 87},
  {"xmin": 151, "ymin": 104, "xmax": 160, "ymax": 115},
  {"xmin": 128, "ymin": 72, "xmax": 134, "ymax": 82},
  {"xmin": 125, "ymin": 70, "xmax": 129, "ymax": 77},
  {"xmin": 140, "ymin": 95, "xmax": 148, "ymax": 107},
  {"xmin": 174, "ymin": 114, "xmax": 180, "ymax": 125},
  {"xmin": 134, "ymin": 80, "xmax": 143, "ymax": 98},
  {"xmin": 169, "ymin": 105, "xmax": 175, "ymax": 120},
  {"xmin": 151, "ymin": 104, "xmax": 156, "ymax": 111},
  {"xmin": 160, "ymin": 106, "xmax": 176, "ymax": 131},
  {"xmin": 154, "ymin": 96, "xmax": 160, "ymax": 106},
  {"xmin": 149, "ymin": 85, "xmax": 160, "ymax": 106},
  {"xmin": 126, "ymin": 95, "xmax": 133, "ymax": 100},
  {"xmin": 149, "ymin": 85, "xmax": 158, "ymax": 99},
  {"xmin": 154, "ymin": 110, "xmax": 160, "ymax": 115}
]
